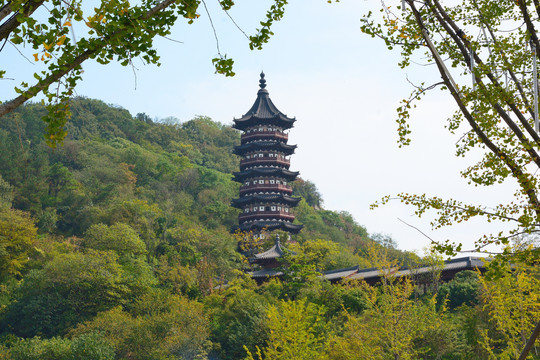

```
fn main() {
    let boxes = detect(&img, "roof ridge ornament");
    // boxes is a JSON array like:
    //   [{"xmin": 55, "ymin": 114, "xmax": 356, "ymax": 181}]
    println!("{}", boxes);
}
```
[{"xmin": 259, "ymin": 71, "xmax": 267, "ymax": 89}]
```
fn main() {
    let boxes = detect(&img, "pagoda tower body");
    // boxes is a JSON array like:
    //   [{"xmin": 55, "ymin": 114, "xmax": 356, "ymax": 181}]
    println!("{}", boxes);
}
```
[{"xmin": 231, "ymin": 73, "xmax": 303, "ymax": 235}]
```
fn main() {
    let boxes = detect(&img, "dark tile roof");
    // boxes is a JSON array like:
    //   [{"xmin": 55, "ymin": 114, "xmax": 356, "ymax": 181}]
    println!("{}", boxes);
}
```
[
  {"xmin": 232, "ymin": 221, "xmax": 304, "ymax": 234},
  {"xmin": 233, "ymin": 73, "xmax": 296, "ymax": 130},
  {"xmin": 309, "ymin": 257, "xmax": 489, "ymax": 283},
  {"xmin": 231, "ymin": 194, "xmax": 301, "ymax": 208},
  {"xmin": 249, "ymin": 268, "xmax": 282, "ymax": 278},
  {"xmin": 253, "ymin": 242, "xmax": 286, "ymax": 260},
  {"xmin": 233, "ymin": 167, "xmax": 300, "ymax": 182},
  {"xmin": 233, "ymin": 141, "xmax": 297, "ymax": 156}
]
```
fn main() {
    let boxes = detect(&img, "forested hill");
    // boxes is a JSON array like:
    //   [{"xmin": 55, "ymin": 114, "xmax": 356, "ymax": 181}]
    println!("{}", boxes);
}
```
[
  {"xmin": 0, "ymin": 97, "xmax": 423, "ymax": 358},
  {"xmin": 0, "ymin": 97, "xmax": 416, "ymax": 267}
]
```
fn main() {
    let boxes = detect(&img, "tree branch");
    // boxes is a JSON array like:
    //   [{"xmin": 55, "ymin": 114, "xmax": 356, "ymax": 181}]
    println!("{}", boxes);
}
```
[
  {"xmin": 0, "ymin": 1, "xmax": 13, "ymax": 23},
  {"xmin": 0, "ymin": 0, "xmax": 179, "ymax": 118},
  {"xmin": 407, "ymin": 0, "xmax": 540, "ymax": 220},
  {"xmin": 0, "ymin": 0, "xmax": 45, "ymax": 42}
]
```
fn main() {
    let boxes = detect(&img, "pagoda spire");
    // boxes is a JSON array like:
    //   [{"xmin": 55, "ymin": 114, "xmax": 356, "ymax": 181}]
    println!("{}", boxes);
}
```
[{"xmin": 259, "ymin": 72, "xmax": 267, "ymax": 89}]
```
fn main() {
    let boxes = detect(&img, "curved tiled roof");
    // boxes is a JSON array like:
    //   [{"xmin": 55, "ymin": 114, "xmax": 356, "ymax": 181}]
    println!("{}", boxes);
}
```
[
  {"xmin": 233, "ymin": 167, "xmax": 300, "ymax": 182},
  {"xmin": 231, "ymin": 194, "xmax": 301, "ymax": 208},
  {"xmin": 233, "ymin": 141, "xmax": 297, "ymax": 156},
  {"xmin": 253, "ymin": 241, "xmax": 286, "ymax": 260},
  {"xmin": 233, "ymin": 73, "xmax": 296, "ymax": 131},
  {"xmin": 233, "ymin": 221, "xmax": 304, "ymax": 234}
]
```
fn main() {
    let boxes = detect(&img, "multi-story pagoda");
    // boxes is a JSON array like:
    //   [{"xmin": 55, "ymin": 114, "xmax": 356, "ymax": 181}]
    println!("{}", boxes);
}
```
[{"xmin": 231, "ymin": 73, "xmax": 303, "ymax": 236}]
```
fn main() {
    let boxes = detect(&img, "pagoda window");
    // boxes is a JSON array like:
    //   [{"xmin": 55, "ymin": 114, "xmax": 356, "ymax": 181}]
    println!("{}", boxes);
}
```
[
  {"xmin": 271, "ymin": 206, "xmax": 276, "ymax": 211},
  {"xmin": 269, "ymin": 153, "xmax": 274, "ymax": 157},
  {"xmin": 278, "ymin": 206, "xmax": 282, "ymax": 211},
  {"xmin": 253, "ymin": 180, "xmax": 257, "ymax": 185},
  {"xmin": 270, "ymin": 180, "xmax": 275, "ymax": 184},
  {"xmin": 285, "ymin": 208, "xmax": 289, "ymax": 212},
  {"xmin": 258, "ymin": 127, "xmax": 263, "ymax": 131},
  {"xmin": 259, "ymin": 180, "xmax": 264, "ymax": 184},
  {"xmin": 245, "ymin": 182, "xmax": 249, "ymax": 186},
  {"xmin": 258, "ymin": 153, "xmax": 263, "ymax": 158},
  {"xmin": 259, "ymin": 206, "xmax": 264, "ymax": 211},
  {"xmin": 283, "ymin": 181, "xmax": 287, "ymax": 185},
  {"xmin": 244, "ymin": 208, "xmax": 249, "ymax": 213},
  {"xmin": 276, "ymin": 180, "xmax": 280, "ymax": 184}
]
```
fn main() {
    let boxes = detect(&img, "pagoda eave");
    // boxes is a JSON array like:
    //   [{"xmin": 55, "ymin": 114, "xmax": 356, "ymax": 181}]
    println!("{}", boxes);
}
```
[
  {"xmin": 233, "ymin": 221, "xmax": 303, "ymax": 234},
  {"xmin": 233, "ymin": 142, "xmax": 296, "ymax": 156},
  {"xmin": 233, "ymin": 115, "xmax": 296, "ymax": 131},
  {"xmin": 233, "ymin": 168, "xmax": 300, "ymax": 183},
  {"xmin": 231, "ymin": 194, "xmax": 301, "ymax": 208}
]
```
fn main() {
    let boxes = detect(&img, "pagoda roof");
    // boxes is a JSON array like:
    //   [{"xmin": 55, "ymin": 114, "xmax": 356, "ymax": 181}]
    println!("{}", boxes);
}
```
[
  {"xmin": 233, "ymin": 167, "xmax": 300, "ymax": 182},
  {"xmin": 249, "ymin": 268, "xmax": 282, "ymax": 279},
  {"xmin": 253, "ymin": 241, "xmax": 286, "ymax": 260},
  {"xmin": 231, "ymin": 194, "xmax": 301, "ymax": 208},
  {"xmin": 233, "ymin": 141, "xmax": 296, "ymax": 156},
  {"xmin": 234, "ymin": 221, "xmax": 303, "ymax": 234},
  {"xmin": 233, "ymin": 73, "xmax": 296, "ymax": 131}
]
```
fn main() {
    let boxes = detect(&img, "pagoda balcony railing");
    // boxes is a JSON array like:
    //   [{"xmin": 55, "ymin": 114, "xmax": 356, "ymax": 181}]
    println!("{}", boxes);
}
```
[
  {"xmin": 240, "ymin": 157, "xmax": 290, "ymax": 169},
  {"xmin": 241, "ymin": 131, "xmax": 288, "ymax": 143},
  {"xmin": 238, "ymin": 211, "xmax": 296, "ymax": 222},
  {"xmin": 239, "ymin": 184, "xmax": 292, "ymax": 195}
]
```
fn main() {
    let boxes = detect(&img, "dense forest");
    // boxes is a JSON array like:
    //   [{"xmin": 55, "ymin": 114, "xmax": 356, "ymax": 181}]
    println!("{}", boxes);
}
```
[{"xmin": 0, "ymin": 98, "xmax": 539, "ymax": 359}]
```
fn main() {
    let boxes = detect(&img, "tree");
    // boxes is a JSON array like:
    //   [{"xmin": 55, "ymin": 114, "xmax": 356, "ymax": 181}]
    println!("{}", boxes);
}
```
[
  {"xmin": 82, "ymin": 222, "xmax": 147, "ymax": 259},
  {"xmin": 7, "ymin": 332, "xmax": 114, "ymax": 360},
  {"xmin": 366, "ymin": 0, "xmax": 540, "ymax": 262},
  {"xmin": 0, "ymin": 0, "xmax": 288, "ymax": 145},
  {"xmin": 477, "ymin": 260, "xmax": 540, "ymax": 359},
  {"xmin": 1, "ymin": 250, "xmax": 129, "ymax": 337},
  {"xmin": 292, "ymin": 178, "xmax": 323, "ymax": 208},
  {"xmin": 0, "ymin": 208, "xmax": 37, "ymax": 279},
  {"xmin": 205, "ymin": 275, "xmax": 271, "ymax": 360},
  {"xmin": 244, "ymin": 298, "xmax": 333, "ymax": 360},
  {"xmin": 331, "ymin": 278, "xmax": 445, "ymax": 360},
  {"xmin": 363, "ymin": 1, "xmax": 540, "ymax": 355},
  {"xmin": 69, "ymin": 291, "xmax": 209, "ymax": 360},
  {"xmin": 0, "ymin": 175, "xmax": 13, "ymax": 209}
]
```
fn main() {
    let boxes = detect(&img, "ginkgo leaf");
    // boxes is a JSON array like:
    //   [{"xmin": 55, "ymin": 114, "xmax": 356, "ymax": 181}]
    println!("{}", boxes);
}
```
[
  {"xmin": 57, "ymin": 35, "xmax": 67, "ymax": 46},
  {"xmin": 63, "ymin": 20, "xmax": 72, "ymax": 27}
]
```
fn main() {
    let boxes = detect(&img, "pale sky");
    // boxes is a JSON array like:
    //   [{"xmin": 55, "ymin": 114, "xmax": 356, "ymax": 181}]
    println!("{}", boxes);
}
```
[{"xmin": 1, "ymin": 0, "xmax": 518, "ymax": 254}]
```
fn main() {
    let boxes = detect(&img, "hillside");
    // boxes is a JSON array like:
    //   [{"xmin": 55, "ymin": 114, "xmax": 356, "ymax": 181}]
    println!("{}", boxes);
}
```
[{"xmin": 0, "ymin": 98, "xmax": 436, "ymax": 359}]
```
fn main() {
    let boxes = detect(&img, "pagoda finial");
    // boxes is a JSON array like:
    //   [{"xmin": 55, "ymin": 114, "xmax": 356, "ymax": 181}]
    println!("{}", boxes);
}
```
[{"xmin": 259, "ymin": 72, "xmax": 267, "ymax": 89}]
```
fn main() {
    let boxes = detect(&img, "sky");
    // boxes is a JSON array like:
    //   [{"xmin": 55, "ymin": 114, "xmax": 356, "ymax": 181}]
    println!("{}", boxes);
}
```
[{"xmin": 1, "ymin": 0, "xmax": 519, "ymax": 255}]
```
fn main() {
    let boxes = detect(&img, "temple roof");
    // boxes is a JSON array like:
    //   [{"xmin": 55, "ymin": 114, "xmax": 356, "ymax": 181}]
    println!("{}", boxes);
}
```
[
  {"xmin": 233, "ymin": 73, "xmax": 296, "ymax": 131},
  {"xmin": 233, "ymin": 141, "xmax": 297, "ymax": 156},
  {"xmin": 234, "ymin": 221, "xmax": 304, "ymax": 234},
  {"xmin": 233, "ymin": 167, "xmax": 299, "ymax": 182},
  {"xmin": 253, "ymin": 241, "xmax": 286, "ymax": 260},
  {"xmin": 231, "ymin": 194, "xmax": 301, "ymax": 208}
]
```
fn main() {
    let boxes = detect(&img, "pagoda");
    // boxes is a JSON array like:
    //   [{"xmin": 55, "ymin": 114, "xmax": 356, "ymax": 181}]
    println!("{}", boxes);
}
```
[{"xmin": 231, "ymin": 73, "xmax": 303, "ymax": 236}]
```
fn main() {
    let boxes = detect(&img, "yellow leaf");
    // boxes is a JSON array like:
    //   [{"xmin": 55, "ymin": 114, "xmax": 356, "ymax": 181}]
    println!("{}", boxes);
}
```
[
  {"xmin": 33, "ymin": 53, "xmax": 39, "ymax": 61},
  {"xmin": 43, "ymin": 42, "xmax": 53, "ymax": 50},
  {"xmin": 56, "ymin": 35, "xmax": 66, "ymax": 46},
  {"xmin": 63, "ymin": 20, "xmax": 72, "ymax": 27}
]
